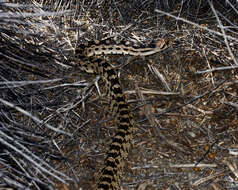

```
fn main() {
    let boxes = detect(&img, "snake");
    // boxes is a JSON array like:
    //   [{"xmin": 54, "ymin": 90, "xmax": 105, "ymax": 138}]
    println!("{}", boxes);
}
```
[{"xmin": 75, "ymin": 38, "xmax": 167, "ymax": 190}]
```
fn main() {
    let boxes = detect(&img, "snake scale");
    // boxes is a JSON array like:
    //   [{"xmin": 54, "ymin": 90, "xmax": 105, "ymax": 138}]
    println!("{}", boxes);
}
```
[{"xmin": 75, "ymin": 38, "xmax": 167, "ymax": 190}]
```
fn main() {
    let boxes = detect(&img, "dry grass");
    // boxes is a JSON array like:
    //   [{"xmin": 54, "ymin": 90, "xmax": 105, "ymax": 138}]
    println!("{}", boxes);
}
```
[{"xmin": 0, "ymin": 1, "xmax": 238, "ymax": 190}]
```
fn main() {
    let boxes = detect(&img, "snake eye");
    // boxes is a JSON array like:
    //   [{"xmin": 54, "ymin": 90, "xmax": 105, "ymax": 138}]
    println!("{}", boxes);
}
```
[{"xmin": 94, "ymin": 39, "xmax": 100, "ymax": 44}]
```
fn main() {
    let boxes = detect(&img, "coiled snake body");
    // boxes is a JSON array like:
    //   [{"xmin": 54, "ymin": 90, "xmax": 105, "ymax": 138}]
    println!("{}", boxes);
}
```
[{"xmin": 75, "ymin": 38, "xmax": 167, "ymax": 190}]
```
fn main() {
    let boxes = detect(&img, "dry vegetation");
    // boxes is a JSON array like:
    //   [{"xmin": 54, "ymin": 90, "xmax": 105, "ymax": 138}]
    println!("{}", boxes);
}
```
[{"xmin": 0, "ymin": 0, "xmax": 238, "ymax": 190}]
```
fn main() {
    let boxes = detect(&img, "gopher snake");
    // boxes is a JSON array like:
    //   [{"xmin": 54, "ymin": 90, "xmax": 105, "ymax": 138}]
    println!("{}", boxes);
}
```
[{"xmin": 75, "ymin": 38, "xmax": 167, "ymax": 190}]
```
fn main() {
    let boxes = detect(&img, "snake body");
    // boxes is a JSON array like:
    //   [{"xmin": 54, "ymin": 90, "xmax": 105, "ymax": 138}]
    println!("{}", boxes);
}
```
[{"xmin": 75, "ymin": 38, "xmax": 167, "ymax": 190}]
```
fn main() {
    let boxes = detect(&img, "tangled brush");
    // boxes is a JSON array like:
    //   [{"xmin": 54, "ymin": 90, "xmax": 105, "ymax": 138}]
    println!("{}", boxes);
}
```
[{"xmin": 1, "ymin": 0, "xmax": 238, "ymax": 189}]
